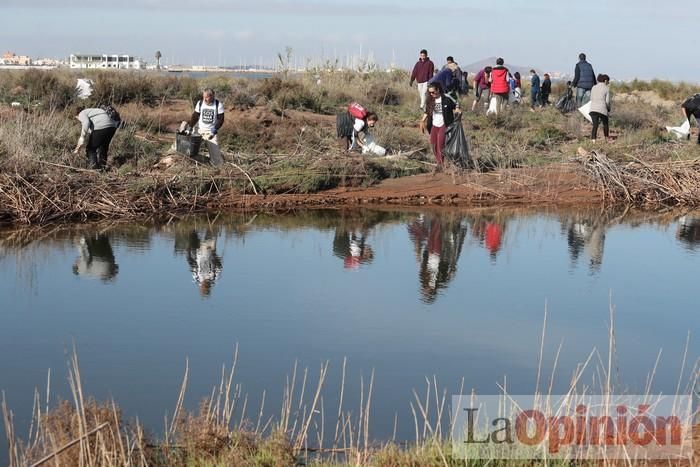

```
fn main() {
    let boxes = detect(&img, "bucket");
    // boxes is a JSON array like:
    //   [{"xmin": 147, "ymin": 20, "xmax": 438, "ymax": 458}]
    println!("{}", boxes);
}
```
[{"xmin": 176, "ymin": 133, "xmax": 202, "ymax": 158}]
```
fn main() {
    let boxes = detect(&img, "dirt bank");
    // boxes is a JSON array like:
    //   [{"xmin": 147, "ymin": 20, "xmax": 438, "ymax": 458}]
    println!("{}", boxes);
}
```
[{"xmin": 213, "ymin": 163, "xmax": 603, "ymax": 211}]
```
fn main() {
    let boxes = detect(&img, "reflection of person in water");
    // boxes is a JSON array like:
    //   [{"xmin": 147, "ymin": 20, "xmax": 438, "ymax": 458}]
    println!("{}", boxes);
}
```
[
  {"xmin": 563, "ymin": 215, "xmax": 606, "ymax": 272},
  {"xmin": 180, "ymin": 231, "xmax": 223, "ymax": 297},
  {"xmin": 677, "ymin": 215, "xmax": 700, "ymax": 250},
  {"xmin": 408, "ymin": 213, "xmax": 468, "ymax": 303},
  {"xmin": 470, "ymin": 216, "xmax": 506, "ymax": 260},
  {"xmin": 332, "ymin": 228, "xmax": 374, "ymax": 269},
  {"xmin": 72, "ymin": 234, "xmax": 119, "ymax": 282}
]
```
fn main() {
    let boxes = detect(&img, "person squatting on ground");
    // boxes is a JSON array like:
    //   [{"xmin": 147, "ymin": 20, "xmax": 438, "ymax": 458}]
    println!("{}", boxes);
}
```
[
  {"xmin": 336, "ymin": 105, "xmax": 379, "ymax": 154},
  {"xmin": 589, "ymin": 74, "xmax": 612, "ymax": 143},
  {"xmin": 420, "ymin": 82, "xmax": 461, "ymax": 172},
  {"xmin": 681, "ymin": 93, "xmax": 700, "ymax": 144},
  {"xmin": 572, "ymin": 52, "xmax": 596, "ymax": 106},
  {"xmin": 188, "ymin": 88, "xmax": 224, "ymax": 165},
  {"xmin": 410, "ymin": 49, "xmax": 435, "ymax": 111},
  {"xmin": 540, "ymin": 73, "xmax": 552, "ymax": 106},
  {"xmin": 529, "ymin": 69, "xmax": 540, "ymax": 111},
  {"xmin": 471, "ymin": 66, "xmax": 492, "ymax": 111},
  {"xmin": 73, "ymin": 106, "xmax": 120, "ymax": 170},
  {"xmin": 489, "ymin": 58, "xmax": 511, "ymax": 114}
]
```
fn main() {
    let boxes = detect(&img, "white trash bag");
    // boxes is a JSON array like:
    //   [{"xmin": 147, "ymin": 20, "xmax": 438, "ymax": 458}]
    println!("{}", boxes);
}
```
[
  {"xmin": 486, "ymin": 95, "xmax": 499, "ymax": 115},
  {"xmin": 362, "ymin": 134, "xmax": 386, "ymax": 157},
  {"xmin": 578, "ymin": 101, "xmax": 592, "ymax": 123},
  {"xmin": 666, "ymin": 119, "xmax": 691, "ymax": 139}
]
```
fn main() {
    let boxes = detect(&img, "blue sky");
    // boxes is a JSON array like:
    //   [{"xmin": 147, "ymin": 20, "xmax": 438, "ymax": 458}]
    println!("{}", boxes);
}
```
[{"xmin": 2, "ymin": 0, "xmax": 698, "ymax": 81}]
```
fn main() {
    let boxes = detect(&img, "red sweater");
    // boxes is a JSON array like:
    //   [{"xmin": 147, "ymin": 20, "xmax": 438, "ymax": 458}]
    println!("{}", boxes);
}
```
[{"xmin": 411, "ymin": 58, "xmax": 435, "ymax": 84}]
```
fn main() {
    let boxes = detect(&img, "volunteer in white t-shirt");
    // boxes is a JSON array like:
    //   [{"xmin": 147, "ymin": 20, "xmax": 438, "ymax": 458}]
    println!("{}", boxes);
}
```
[
  {"xmin": 187, "ymin": 88, "xmax": 225, "ymax": 165},
  {"xmin": 420, "ymin": 82, "xmax": 460, "ymax": 172}
]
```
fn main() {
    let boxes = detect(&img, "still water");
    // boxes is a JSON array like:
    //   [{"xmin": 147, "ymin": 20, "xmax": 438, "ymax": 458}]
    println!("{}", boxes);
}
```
[{"xmin": 0, "ymin": 208, "xmax": 698, "ymax": 453}]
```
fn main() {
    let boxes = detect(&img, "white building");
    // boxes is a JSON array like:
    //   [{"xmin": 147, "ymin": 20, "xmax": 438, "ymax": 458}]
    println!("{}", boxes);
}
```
[{"xmin": 69, "ymin": 54, "xmax": 145, "ymax": 70}]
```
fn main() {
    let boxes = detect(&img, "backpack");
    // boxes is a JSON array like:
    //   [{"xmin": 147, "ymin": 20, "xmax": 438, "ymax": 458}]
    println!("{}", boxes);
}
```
[
  {"xmin": 100, "ymin": 104, "xmax": 121, "ymax": 123},
  {"xmin": 348, "ymin": 102, "xmax": 367, "ymax": 120},
  {"xmin": 196, "ymin": 99, "xmax": 220, "ymax": 114}
]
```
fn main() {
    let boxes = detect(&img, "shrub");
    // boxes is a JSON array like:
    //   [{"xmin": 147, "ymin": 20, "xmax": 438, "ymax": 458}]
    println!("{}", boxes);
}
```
[{"xmin": 367, "ymin": 83, "xmax": 402, "ymax": 106}]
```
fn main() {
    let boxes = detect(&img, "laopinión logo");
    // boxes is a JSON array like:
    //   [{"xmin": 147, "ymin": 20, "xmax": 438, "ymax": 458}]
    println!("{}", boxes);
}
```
[{"xmin": 451, "ymin": 394, "xmax": 695, "ymax": 460}]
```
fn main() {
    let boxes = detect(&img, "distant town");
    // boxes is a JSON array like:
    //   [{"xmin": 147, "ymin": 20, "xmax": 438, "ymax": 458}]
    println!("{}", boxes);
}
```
[{"xmin": 0, "ymin": 50, "xmax": 573, "ymax": 80}]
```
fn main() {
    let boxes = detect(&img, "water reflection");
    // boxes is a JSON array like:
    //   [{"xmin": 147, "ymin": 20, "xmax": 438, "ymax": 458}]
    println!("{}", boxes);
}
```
[
  {"xmin": 470, "ymin": 215, "xmax": 506, "ymax": 260},
  {"xmin": 1, "ymin": 208, "xmax": 698, "ymax": 300},
  {"xmin": 174, "ymin": 229, "xmax": 223, "ymax": 297},
  {"xmin": 408, "ymin": 213, "xmax": 468, "ymax": 303},
  {"xmin": 559, "ymin": 209, "xmax": 616, "ymax": 273},
  {"xmin": 677, "ymin": 215, "xmax": 700, "ymax": 251},
  {"xmin": 72, "ymin": 234, "xmax": 119, "ymax": 282}
]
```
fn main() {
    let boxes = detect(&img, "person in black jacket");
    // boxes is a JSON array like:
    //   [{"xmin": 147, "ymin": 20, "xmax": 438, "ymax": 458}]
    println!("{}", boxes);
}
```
[
  {"xmin": 420, "ymin": 82, "xmax": 461, "ymax": 172},
  {"xmin": 681, "ymin": 94, "xmax": 700, "ymax": 144},
  {"xmin": 540, "ymin": 73, "xmax": 552, "ymax": 106}
]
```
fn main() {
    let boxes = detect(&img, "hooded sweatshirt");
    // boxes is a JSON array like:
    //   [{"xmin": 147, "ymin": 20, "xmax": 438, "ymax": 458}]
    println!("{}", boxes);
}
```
[{"xmin": 411, "ymin": 58, "xmax": 435, "ymax": 84}]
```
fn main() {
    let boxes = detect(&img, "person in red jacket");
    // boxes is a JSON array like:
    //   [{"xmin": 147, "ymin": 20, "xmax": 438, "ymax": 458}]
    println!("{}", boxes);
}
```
[
  {"xmin": 409, "ymin": 49, "xmax": 435, "ymax": 112},
  {"xmin": 489, "ymin": 58, "xmax": 512, "ymax": 114}
]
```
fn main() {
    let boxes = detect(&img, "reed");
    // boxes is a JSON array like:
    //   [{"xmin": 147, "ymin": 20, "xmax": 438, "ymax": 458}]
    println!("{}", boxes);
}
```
[{"xmin": 2, "ymin": 306, "xmax": 697, "ymax": 466}]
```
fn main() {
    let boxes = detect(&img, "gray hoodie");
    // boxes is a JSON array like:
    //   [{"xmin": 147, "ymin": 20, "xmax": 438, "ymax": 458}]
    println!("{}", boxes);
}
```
[
  {"xmin": 78, "ymin": 108, "xmax": 119, "ymax": 141},
  {"xmin": 589, "ymin": 83, "xmax": 610, "ymax": 116}
]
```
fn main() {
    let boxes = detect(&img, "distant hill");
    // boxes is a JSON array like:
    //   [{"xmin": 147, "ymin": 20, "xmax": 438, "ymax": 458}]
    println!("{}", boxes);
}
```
[{"xmin": 460, "ymin": 56, "xmax": 543, "ymax": 78}]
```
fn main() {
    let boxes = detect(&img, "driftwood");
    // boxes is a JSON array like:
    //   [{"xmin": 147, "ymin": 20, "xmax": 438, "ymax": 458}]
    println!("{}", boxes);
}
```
[{"xmin": 575, "ymin": 147, "xmax": 700, "ymax": 206}]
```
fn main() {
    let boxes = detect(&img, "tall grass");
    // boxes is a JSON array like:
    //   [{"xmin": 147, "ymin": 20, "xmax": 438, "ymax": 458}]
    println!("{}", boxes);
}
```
[{"xmin": 2, "ymin": 306, "xmax": 697, "ymax": 466}]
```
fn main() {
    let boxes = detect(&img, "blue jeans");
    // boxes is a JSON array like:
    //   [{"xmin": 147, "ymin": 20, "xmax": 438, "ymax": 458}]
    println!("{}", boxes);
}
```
[
  {"xmin": 576, "ymin": 88, "xmax": 591, "ymax": 106},
  {"xmin": 530, "ymin": 90, "xmax": 539, "ymax": 108}
]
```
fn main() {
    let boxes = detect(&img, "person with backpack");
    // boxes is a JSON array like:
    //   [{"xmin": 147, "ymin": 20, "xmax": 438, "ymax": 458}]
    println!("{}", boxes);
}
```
[
  {"xmin": 336, "ymin": 103, "xmax": 379, "ymax": 154},
  {"xmin": 419, "ymin": 81, "xmax": 461, "ymax": 172},
  {"xmin": 572, "ymin": 53, "xmax": 596, "ymax": 106},
  {"xmin": 681, "ymin": 94, "xmax": 700, "ymax": 144},
  {"xmin": 187, "ymin": 88, "xmax": 225, "ymax": 165},
  {"xmin": 409, "ymin": 49, "xmax": 435, "ymax": 112},
  {"xmin": 489, "ymin": 58, "xmax": 511, "ymax": 114},
  {"xmin": 73, "ymin": 105, "xmax": 121, "ymax": 170},
  {"xmin": 471, "ymin": 66, "xmax": 492, "ymax": 111}
]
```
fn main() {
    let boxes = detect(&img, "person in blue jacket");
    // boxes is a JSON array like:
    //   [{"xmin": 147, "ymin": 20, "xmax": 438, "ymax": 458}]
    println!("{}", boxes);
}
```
[
  {"xmin": 572, "ymin": 53, "xmax": 596, "ymax": 106},
  {"xmin": 529, "ymin": 69, "xmax": 541, "ymax": 111}
]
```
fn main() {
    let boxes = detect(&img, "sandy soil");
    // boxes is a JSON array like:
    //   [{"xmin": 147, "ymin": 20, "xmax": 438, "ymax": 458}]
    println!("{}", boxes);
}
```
[{"xmin": 213, "ymin": 163, "xmax": 604, "ymax": 211}]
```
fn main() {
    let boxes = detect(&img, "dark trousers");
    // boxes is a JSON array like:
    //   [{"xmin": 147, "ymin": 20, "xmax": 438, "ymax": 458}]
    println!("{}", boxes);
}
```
[
  {"xmin": 87, "ymin": 127, "xmax": 117, "ymax": 169},
  {"xmin": 540, "ymin": 92, "xmax": 550, "ymax": 106},
  {"xmin": 590, "ymin": 112, "xmax": 609, "ymax": 139}
]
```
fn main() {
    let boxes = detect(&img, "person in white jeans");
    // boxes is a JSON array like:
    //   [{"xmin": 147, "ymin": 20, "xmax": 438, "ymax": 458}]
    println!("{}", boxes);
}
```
[{"xmin": 410, "ymin": 49, "xmax": 435, "ymax": 111}]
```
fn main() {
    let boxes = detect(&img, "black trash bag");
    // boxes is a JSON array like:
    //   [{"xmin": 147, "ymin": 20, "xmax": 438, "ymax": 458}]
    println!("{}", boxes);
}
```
[
  {"xmin": 443, "ymin": 116, "xmax": 470, "ymax": 168},
  {"xmin": 555, "ymin": 90, "xmax": 577, "ymax": 114}
]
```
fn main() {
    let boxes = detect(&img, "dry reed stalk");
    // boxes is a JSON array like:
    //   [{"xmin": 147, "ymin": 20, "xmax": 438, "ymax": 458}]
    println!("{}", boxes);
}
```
[{"xmin": 576, "ymin": 148, "xmax": 700, "ymax": 206}]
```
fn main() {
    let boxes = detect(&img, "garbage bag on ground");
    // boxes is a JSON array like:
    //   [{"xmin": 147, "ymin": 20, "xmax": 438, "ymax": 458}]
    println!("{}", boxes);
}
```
[
  {"xmin": 555, "ymin": 91, "xmax": 577, "ymax": 114},
  {"xmin": 443, "ymin": 117, "xmax": 471, "ymax": 168},
  {"xmin": 362, "ymin": 134, "xmax": 387, "ymax": 156},
  {"xmin": 666, "ymin": 119, "xmax": 691, "ymax": 139}
]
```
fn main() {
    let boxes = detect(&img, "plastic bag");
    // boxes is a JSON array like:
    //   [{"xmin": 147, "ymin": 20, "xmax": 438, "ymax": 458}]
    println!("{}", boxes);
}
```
[
  {"xmin": 486, "ymin": 95, "xmax": 499, "ymax": 115},
  {"xmin": 578, "ymin": 101, "xmax": 592, "ymax": 123},
  {"xmin": 555, "ymin": 91, "xmax": 577, "ymax": 114},
  {"xmin": 666, "ymin": 119, "xmax": 691, "ymax": 139},
  {"xmin": 443, "ymin": 117, "xmax": 470, "ymax": 168}
]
